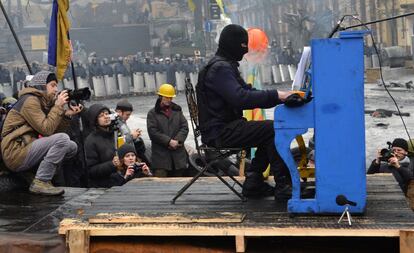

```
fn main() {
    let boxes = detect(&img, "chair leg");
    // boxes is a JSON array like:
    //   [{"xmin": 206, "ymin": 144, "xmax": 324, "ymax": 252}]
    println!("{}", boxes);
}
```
[
  {"xmin": 171, "ymin": 164, "xmax": 210, "ymax": 204},
  {"xmin": 228, "ymin": 174, "xmax": 243, "ymax": 188},
  {"xmin": 214, "ymin": 172, "xmax": 246, "ymax": 202}
]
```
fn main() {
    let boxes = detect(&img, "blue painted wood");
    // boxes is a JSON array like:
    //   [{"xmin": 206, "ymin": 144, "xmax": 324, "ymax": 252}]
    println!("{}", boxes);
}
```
[{"xmin": 274, "ymin": 31, "xmax": 367, "ymax": 214}]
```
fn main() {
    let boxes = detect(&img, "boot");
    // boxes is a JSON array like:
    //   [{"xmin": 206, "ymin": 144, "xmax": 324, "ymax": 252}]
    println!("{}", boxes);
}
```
[
  {"xmin": 274, "ymin": 176, "xmax": 292, "ymax": 201},
  {"xmin": 242, "ymin": 173, "xmax": 274, "ymax": 198},
  {"xmin": 29, "ymin": 178, "xmax": 64, "ymax": 196},
  {"xmin": 274, "ymin": 184, "xmax": 292, "ymax": 201}
]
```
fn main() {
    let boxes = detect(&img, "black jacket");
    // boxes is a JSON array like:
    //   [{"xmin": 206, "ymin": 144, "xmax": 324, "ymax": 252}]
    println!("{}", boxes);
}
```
[
  {"xmin": 367, "ymin": 156, "xmax": 413, "ymax": 194},
  {"xmin": 85, "ymin": 127, "xmax": 125, "ymax": 187},
  {"xmin": 196, "ymin": 55, "xmax": 282, "ymax": 145}
]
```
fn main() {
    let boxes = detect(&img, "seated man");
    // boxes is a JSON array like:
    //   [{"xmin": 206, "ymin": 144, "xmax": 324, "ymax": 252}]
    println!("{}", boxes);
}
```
[
  {"xmin": 368, "ymin": 138, "xmax": 413, "ymax": 195},
  {"xmin": 85, "ymin": 104, "xmax": 149, "ymax": 187},
  {"xmin": 1, "ymin": 71, "xmax": 81, "ymax": 195},
  {"xmin": 147, "ymin": 84, "xmax": 189, "ymax": 177},
  {"xmin": 115, "ymin": 99, "xmax": 150, "ymax": 165},
  {"xmin": 196, "ymin": 24, "xmax": 304, "ymax": 199}
]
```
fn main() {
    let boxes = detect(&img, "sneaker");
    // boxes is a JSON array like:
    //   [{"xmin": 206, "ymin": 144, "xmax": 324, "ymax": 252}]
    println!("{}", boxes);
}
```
[{"xmin": 29, "ymin": 178, "xmax": 64, "ymax": 196}]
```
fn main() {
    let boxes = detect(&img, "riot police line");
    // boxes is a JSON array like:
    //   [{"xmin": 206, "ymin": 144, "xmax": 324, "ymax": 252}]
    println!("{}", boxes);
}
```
[
  {"xmin": 0, "ymin": 55, "xmax": 205, "ymax": 99},
  {"xmin": 0, "ymin": 53, "xmax": 301, "ymax": 99}
]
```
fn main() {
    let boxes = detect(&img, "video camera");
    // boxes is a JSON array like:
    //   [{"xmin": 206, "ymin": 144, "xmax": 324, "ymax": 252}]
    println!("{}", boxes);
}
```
[
  {"xmin": 380, "ymin": 141, "xmax": 394, "ymax": 162},
  {"xmin": 108, "ymin": 113, "xmax": 121, "ymax": 131}
]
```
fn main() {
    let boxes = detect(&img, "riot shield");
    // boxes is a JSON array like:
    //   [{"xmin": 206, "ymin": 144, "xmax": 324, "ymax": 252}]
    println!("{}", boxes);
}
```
[
  {"xmin": 260, "ymin": 65, "xmax": 272, "ymax": 84},
  {"xmin": 175, "ymin": 71, "xmax": 185, "ymax": 91},
  {"xmin": 93, "ymin": 76, "xmax": 106, "ymax": 97},
  {"xmin": 117, "ymin": 74, "xmax": 131, "ymax": 95},
  {"xmin": 63, "ymin": 78, "xmax": 75, "ymax": 90},
  {"xmin": 104, "ymin": 75, "xmax": 118, "ymax": 96},
  {"xmin": 155, "ymin": 72, "xmax": 167, "ymax": 89},
  {"xmin": 279, "ymin": 64, "xmax": 290, "ymax": 82},
  {"xmin": 272, "ymin": 65, "xmax": 282, "ymax": 84},
  {"xmin": 288, "ymin": 65, "xmax": 297, "ymax": 81},
  {"xmin": 133, "ymin": 72, "xmax": 145, "ymax": 93},
  {"xmin": 2, "ymin": 83, "xmax": 13, "ymax": 97},
  {"xmin": 76, "ymin": 77, "xmax": 90, "ymax": 90},
  {"xmin": 189, "ymin": 72, "xmax": 198, "ymax": 86},
  {"xmin": 144, "ymin": 73, "xmax": 156, "ymax": 93}
]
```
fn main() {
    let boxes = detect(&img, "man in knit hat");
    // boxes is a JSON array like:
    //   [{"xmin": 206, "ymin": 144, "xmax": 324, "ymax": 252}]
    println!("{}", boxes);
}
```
[
  {"xmin": 1, "ymin": 70, "xmax": 83, "ymax": 196},
  {"xmin": 196, "ymin": 24, "xmax": 307, "ymax": 200},
  {"xmin": 368, "ymin": 138, "xmax": 413, "ymax": 195}
]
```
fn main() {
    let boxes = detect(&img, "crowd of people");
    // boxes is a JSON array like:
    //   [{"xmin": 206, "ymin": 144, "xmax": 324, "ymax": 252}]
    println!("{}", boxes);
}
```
[
  {"xmin": 0, "ymin": 70, "xmax": 191, "ymax": 195},
  {"xmin": 0, "ymin": 24, "xmax": 411, "ymax": 210}
]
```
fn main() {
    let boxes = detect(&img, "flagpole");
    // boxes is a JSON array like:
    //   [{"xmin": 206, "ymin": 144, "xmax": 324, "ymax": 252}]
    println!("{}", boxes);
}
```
[
  {"xmin": 67, "ymin": 33, "xmax": 89, "ymax": 173},
  {"xmin": 0, "ymin": 0, "xmax": 33, "ymax": 74}
]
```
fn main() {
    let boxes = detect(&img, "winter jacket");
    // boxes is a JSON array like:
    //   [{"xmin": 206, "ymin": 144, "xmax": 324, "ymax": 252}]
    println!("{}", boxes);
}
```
[
  {"xmin": 147, "ymin": 100, "xmax": 188, "ymax": 170},
  {"xmin": 84, "ymin": 126, "xmax": 123, "ymax": 188},
  {"xmin": 196, "ymin": 55, "xmax": 282, "ymax": 145},
  {"xmin": 1, "ymin": 87, "xmax": 68, "ymax": 170},
  {"xmin": 367, "ymin": 156, "xmax": 413, "ymax": 194}
]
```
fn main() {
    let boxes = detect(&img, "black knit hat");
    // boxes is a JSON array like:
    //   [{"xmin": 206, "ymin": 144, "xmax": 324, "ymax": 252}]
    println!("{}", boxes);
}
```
[
  {"xmin": 392, "ymin": 138, "xmax": 408, "ymax": 151},
  {"xmin": 116, "ymin": 99, "xmax": 133, "ymax": 112},
  {"xmin": 118, "ymin": 144, "xmax": 136, "ymax": 159},
  {"xmin": 217, "ymin": 24, "xmax": 248, "ymax": 62}
]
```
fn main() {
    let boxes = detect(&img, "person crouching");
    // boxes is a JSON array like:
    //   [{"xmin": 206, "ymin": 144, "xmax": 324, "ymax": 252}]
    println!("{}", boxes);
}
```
[{"xmin": 114, "ymin": 144, "xmax": 152, "ymax": 185}]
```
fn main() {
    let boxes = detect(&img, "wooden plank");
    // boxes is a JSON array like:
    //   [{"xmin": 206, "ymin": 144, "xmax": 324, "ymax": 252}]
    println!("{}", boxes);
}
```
[
  {"xmin": 235, "ymin": 235, "xmax": 246, "ymax": 253},
  {"xmin": 58, "ymin": 175, "xmax": 414, "ymax": 242},
  {"xmin": 66, "ymin": 229, "xmax": 90, "ymax": 253},
  {"xmin": 400, "ymin": 230, "xmax": 414, "ymax": 253},
  {"xmin": 60, "ymin": 218, "xmax": 404, "ymax": 237},
  {"xmin": 89, "ymin": 212, "xmax": 245, "ymax": 224}
]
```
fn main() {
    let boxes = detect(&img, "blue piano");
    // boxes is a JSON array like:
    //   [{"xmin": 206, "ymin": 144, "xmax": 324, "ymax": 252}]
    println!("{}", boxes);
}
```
[{"xmin": 274, "ymin": 31, "xmax": 368, "ymax": 214}]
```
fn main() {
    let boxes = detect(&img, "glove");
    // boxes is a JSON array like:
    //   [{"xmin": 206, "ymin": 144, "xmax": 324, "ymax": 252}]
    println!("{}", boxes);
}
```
[{"xmin": 284, "ymin": 93, "xmax": 312, "ymax": 108}]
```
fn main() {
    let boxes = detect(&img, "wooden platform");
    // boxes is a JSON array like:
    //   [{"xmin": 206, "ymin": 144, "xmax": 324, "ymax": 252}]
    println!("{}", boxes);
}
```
[{"xmin": 59, "ymin": 175, "xmax": 414, "ymax": 253}]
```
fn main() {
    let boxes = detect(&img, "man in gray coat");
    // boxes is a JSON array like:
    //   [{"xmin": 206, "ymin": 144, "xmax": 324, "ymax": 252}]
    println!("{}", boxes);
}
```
[{"xmin": 147, "ymin": 84, "xmax": 189, "ymax": 177}]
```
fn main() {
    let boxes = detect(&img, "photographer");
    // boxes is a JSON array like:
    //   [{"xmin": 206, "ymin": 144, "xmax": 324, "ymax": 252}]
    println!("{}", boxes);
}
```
[
  {"xmin": 115, "ymin": 99, "xmax": 150, "ymax": 165},
  {"xmin": 368, "ymin": 138, "xmax": 413, "ymax": 195},
  {"xmin": 147, "ymin": 84, "xmax": 189, "ymax": 177},
  {"xmin": 111, "ymin": 144, "xmax": 152, "ymax": 186},
  {"xmin": 85, "ymin": 104, "xmax": 149, "ymax": 187},
  {"xmin": 1, "ymin": 71, "xmax": 81, "ymax": 196}
]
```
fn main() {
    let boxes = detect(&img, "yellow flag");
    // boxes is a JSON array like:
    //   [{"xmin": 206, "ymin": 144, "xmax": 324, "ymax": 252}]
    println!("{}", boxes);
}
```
[
  {"xmin": 56, "ymin": 0, "xmax": 71, "ymax": 80},
  {"xmin": 215, "ymin": 0, "xmax": 225, "ymax": 15},
  {"xmin": 188, "ymin": 0, "xmax": 195, "ymax": 12}
]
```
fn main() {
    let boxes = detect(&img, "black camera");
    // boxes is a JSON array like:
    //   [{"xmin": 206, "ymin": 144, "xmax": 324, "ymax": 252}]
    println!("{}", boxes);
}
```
[
  {"xmin": 131, "ymin": 163, "xmax": 144, "ymax": 177},
  {"xmin": 65, "ymin": 87, "xmax": 91, "ymax": 101},
  {"xmin": 380, "ymin": 141, "xmax": 394, "ymax": 162}
]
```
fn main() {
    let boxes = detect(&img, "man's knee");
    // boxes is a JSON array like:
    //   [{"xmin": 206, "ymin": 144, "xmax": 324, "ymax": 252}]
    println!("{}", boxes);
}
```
[
  {"xmin": 52, "ymin": 133, "xmax": 71, "ymax": 146},
  {"xmin": 67, "ymin": 141, "xmax": 78, "ymax": 157}
]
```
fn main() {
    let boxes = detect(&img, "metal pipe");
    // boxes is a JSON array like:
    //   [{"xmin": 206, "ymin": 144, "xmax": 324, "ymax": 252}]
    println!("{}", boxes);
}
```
[{"xmin": 345, "ymin": 12, "xmax": 414, "ymax": 30}]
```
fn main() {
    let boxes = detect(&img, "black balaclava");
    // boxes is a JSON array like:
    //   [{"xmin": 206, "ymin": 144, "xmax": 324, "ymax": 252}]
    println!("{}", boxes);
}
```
[{"xmin": 216, "ymin": 24, "xmax": 248, "ymax": 62}]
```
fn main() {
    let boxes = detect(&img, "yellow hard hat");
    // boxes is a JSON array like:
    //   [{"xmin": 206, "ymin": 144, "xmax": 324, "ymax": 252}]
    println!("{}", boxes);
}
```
[{"xmin": 157, "ymin": 84, "xmax": 176, "ymax": 98}]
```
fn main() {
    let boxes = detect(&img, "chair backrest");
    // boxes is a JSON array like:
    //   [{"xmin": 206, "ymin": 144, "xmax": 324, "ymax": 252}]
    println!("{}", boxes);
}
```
[{"xmin": 184, "ymin": 77, "xmax": 202, "ymax": 150}]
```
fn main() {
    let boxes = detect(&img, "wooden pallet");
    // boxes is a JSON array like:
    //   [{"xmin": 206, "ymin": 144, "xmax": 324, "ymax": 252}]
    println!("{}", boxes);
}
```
[{"xmin": 59, "ymin": 175, "xmax": 414, "ymax": 253}]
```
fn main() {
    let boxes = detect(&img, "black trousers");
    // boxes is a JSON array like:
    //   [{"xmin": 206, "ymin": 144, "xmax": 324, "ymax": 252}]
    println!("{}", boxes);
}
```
[{"xmin": 215, "ymin": 119, "xmax": 290, "ymax": 182}]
